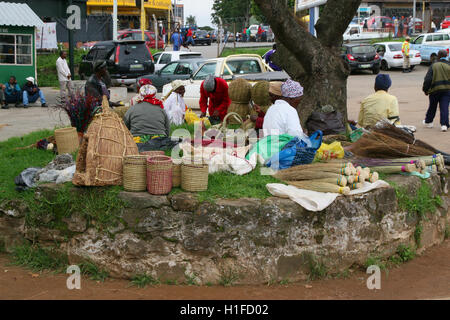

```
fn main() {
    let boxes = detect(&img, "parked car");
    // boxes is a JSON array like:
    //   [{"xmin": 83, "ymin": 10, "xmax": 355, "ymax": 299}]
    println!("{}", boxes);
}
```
[
  {"xmin": 341, "ymin": 44, "xmax": 381, "ymax": 74},
  {"xmin": 410, "ymin": 34, "xmax": 450, "ymax": 63},
  {"xmin": 441, "ymin": 16, "xmax": 450, "ymax": 30},
  {"xmin": 162, "ymin": 54, "xmax": 285, "ymax": 108},
  {"xmin": 79, "ymin": 40, "xmax": 155, "ymax": 86},
  {"xmin": 367, "ymin": 16, "xmax": 394, "ymax": 30},
  {"xmin": 152, "ymin": 51, "xmax": 203, "ymax": 72},
  {"xmin": 193, "ymin": 30, "xmax": 211, "ymax": 46},
  {"xmin": 373, "ymin": 42, "xmax": 421, "ymax": 70},
  {"xmin": 412, "ymin": 32, "xmax": 450, "ymax": 47},
  {"xmin": 80, "ymin": 41, "xmax": 98, "ymax": 51},
  {"xmin": 344, "ymin": 24, "xmax": 390, "ymax": 42},
  {"xmin": 117, "ymin": 29, "xmax": 164, "ymax": 49},
  {"xmin": 138, "ymin": 58, "xmax": 206, "ymax": 92},
  {"xmin": 262, "ymin": 25, "xmax": 275, "ymax": 42}
]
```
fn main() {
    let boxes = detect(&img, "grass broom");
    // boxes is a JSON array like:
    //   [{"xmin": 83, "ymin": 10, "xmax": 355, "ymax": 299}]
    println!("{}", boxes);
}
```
[
  {"xmin": 314, "ymin": 176, "xmax": 348, "ymax": 187},
  {"xmin": 368, "ymin": 163, "xmax": 418, "ymax": 174},
  {"xmin": 274, "ymin": 170, "xmax": 348, "ymax": 182},
  {"xmin": 368, "ymin": 172, "xmax": 379, "ymax": 183},
  {"xmin": 285, "ymin": 180, "xmax": 350, "ymax": 195}
]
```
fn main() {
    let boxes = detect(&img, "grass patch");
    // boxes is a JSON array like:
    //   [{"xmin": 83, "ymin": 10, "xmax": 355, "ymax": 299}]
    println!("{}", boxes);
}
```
[
  {"xmin": 445, "ymin": 224, "xmax": 450, "ymax": 240},
  {"xmin": 79, "ymin": 260, "xmax": 109, "ymax": 282},
  {"xmin": 279, "ymin": 279, "xmax": 290, "ymax": 285},
  {"xmin": 0, "ymin": 129, "xmax": 55, "ymax": 202},
  {"xmin": 390, "ymin": 244, "xmax": 416, "ymax": 264},
  {"xmin": 10, "ymin": 242, "xmax": 68, "ymax": 273},
  {"xmin": 395, "ymin": 181, "xmax": 442, "ymax": 220},
  {"xmin": 130, "ymin": 274, "xmax": 160, "ymax": 288},
  {"xmin": 37, "ymin": 50, "xmax": 85, "ymax": 87},
  {"xmin": 218, "ymin": 267, "xmax": 240, "ymax": 286},
  {"xmin": 369, "ymin": 36, "xmax": 406, "ymax": 44},
  {"xmin": 414, "ymin": 223, "xmax": 423, "ymax": 247},
  {"xmin": 221, "ymin": 47, "xmax": 271, "ymax": 57},
  {"xmin": 185, "ymin": 273, "xmax": 199, "ymax": 286},
  {"xmin": 307, "ymin": 255, "xmax": 328, "ymax": 280},
  {"xmin": 365, "ymin": 255, "xmax": 388, "ymax": 271}
]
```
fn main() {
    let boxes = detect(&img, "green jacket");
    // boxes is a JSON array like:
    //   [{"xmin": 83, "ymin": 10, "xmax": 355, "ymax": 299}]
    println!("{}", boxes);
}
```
[{"xmin": 423, "ymin": 59, "xmax": 450, "ymax": 95}]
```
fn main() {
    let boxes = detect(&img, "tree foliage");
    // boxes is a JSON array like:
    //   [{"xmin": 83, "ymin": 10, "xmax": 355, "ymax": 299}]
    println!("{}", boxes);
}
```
[
  {"xmin": 186, "ymin": 15, "xmax": 197, "ymax": 26},
  {"xmin": 211, "ymin": 0, "xmax": 252, "ymax": 26}
]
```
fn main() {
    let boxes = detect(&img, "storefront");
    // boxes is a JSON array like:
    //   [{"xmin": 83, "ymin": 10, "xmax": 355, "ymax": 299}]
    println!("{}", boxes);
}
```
[{"xmin": 0, "ymin": 2, "xmax": 44, "ymax": 85}]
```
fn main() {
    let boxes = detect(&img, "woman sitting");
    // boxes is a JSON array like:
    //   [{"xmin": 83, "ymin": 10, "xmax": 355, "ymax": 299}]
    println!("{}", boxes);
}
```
[{"xmin": 163, "ymin": 80, "xmax": 187, "ymax": 126}]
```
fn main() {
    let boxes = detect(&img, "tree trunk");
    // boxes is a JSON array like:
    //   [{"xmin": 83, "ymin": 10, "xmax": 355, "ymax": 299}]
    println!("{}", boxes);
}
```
[{"xmin": 254, "ymin": 0, "xmax": 362, "ymax": 130}]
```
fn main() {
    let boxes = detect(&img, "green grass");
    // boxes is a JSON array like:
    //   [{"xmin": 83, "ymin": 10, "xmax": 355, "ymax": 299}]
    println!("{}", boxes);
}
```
[
  {"xmin": 395, "ymin": 181, "xmax": 442, "ymax": 220},
  {"xmin": 365, "ymin": 255, "xmax": 388, "ymax": 271},
  {"xmin": 218, "ymin": 267, "xmax": 240, "ymax": 286},
  {"xmin": 221, "ymin": 47, "xmax": 271, "ymax": 58},
  {"xmin": 414, "ymin": 223, "xmax": 423, "ymax": 248},
  {"xmin": 185, "ymin": 273, "xmax": 199, "ymax": 286},
  {"xmin": 0, "ymin": 129, "xmax": 55, "ymax": 202},
  {"xmin": 10, "ymin": 242, "xmax": 68, "ymax": 273},
  {"xmin": 389, "ymin": 244, "xmax": 416, "ymax": 264},
  {"xmin": 307, "ymin": 255, "xmax": 328, "ymax": 280},
  {"xmin": 37, "ymin": 50, "xmax": 86, "ymax": 87},
  {"xmin": 78, "ymin": 260, "xmax": 109, "ymax": 282},
  {"xmin": 130, "ymin": 274, "xmax": 160, "ymax": 288},
  {"xmin": 369, "ymin": 36, "xmax": 406, "ymax": 44}
]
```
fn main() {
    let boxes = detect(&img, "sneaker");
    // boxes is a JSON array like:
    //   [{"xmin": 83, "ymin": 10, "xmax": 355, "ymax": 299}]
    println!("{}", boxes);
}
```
[
  {"xmin": 423, "ymin": 120, "xmax": 434, "ymax": 128},
  {"xmin": 15, "ymin": 103, "xmax": 22, "ymax": 108},
  {"xmin": 41, "ymin": 103, "xmax": 48, "ymax": 108},
  {"xmin": 442, "ymin": 125, "xmax": 448, "ymax": 132},
  {"xmin": 23, "ymin": 104, "xmax": 29, "ymax": 109}
]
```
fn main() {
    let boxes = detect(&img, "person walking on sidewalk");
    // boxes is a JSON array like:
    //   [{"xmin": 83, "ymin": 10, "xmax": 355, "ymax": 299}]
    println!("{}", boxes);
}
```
[
  {"xmin": 402, "ymin": 37, "xmax": 411, "ymax": 73},
  {"xmin": 22, "ymin": 77, "xmax": 47, "ymax": 108},
  {"xmin": 422, "ymin": 49, "xmax": 450, "ymax": 132},
  {"xmin": 56, "ymin": 51, "xmax": 72, "ymax": 104}
]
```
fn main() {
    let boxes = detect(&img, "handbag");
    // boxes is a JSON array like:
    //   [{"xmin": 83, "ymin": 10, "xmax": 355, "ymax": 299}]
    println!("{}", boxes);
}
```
[{"xmin": 306, "ymin": 111, "xmax": 345, "ymax": 135}]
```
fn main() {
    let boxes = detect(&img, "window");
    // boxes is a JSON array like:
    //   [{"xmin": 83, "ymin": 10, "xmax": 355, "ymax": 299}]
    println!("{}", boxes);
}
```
[
  {"xmin": 351, "ymin": 46, "xmax": 375, "ymax": 54},
  {"xmin": 414, "ymin": 36, "xmax": 424, "ymax": 44},
  {"xmin": 224, "ymin": 59, "xmax": 262, "ymax": 75},
  {"xmin": 388, "ymin": 43, "xmax": 402, "ymax": 51},
  {"xmin": 86, "ymin": 49, "xmax": 96, "ymax": 61},
  {"xmin": 432, "ymin": 34, "xmax": 444, "ymax": 42},
  {"xmin": 444, "ymin": 34, "xmax": 450, "ymax": 41},
  {"xmin": 153, "ymin": 52, "xmax": 162, "ymax": 63},
  {"xmin": 159, "ymin": 53, "xmax": 172, "ymax": 65},
  {"xmin": 0, "ymin": 34, "xmax": 32, "ymax": 65},
  {"xmin": 349, "ymin": 27, "xmax": 359, "ymax": 35},
  {"xmin": 175, "ymin": 62, "xmax": 192, "ymax": 75},
  {"xmin": 193, "ymin": 62, "xmax": 217, "ymax": 80},
  {"xmin": 426, "ymin": 35, "xmax": 433, "ymax": 42},
  {"xmin": 161, "ymin": 62, "xmax": 178, "ymax": 75}
]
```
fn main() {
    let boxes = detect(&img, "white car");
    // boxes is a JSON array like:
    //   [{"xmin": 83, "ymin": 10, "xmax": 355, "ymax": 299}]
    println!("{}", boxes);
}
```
[
  {"xmin": 373, "ymin": 42, "xmax": 422, "ymax": 70},
  {"xmin": 162, "ymin": 54, "xmax": 276, "ymax": 109},
  {"xmin": 153, "ymin": 51, "xmax": 203, "ymax": 72}
]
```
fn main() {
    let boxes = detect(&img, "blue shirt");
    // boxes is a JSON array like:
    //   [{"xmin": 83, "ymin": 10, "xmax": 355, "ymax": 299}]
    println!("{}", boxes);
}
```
[
  {"xmin": 4, "ymin": 83, "xmax": 21, "ymax": 96},
  {"xmin": 171, "ymin": 33, "xmax": 183, "ymax": 47}
]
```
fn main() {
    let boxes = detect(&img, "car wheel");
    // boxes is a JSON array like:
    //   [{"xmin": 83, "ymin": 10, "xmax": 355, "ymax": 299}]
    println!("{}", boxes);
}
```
[
  {"xmin": 381, "ymin": 60, "xmax": 389, "ymax": 71},
  {"xmin": 372, "ymin": 67, "xmax": 380, "ymax": 75}
]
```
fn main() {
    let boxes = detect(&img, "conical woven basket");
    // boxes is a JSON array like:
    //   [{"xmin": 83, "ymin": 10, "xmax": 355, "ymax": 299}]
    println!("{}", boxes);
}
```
[
  {"xmin": 55, "ymin": 127, "xmax": 79, "ymax": 154},
  {"xmin": 123, "ymin": 155, "xmax": 147, "ymax": 192},
  {"xmin": 73, "ymin": 96, "xmax": 139, "ymax": 186},
  {"xmin": 227, "ymin": 103, "xmax": 250, "ymax": 124},
  {"xmin": 251, "ymin": 81, "xmax": 271, "ymax": 107},
  {"xmin": 228, "ymin": 78, "xmax": 251, "ymax": 103},
  {"xmin": 147, "ymin": 155, "xmax": 173, "ymax": 195}
]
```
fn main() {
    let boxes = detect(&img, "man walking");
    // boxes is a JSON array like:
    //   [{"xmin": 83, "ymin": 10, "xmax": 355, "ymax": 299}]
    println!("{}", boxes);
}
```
[
  {"xmin": 185, "ymin": 27, "xmax": 195, "ymax": 49},
  {"xmin": 402, "ymin": 36, "xmax": 411, "ymax": 73},
  {"xmin": 171, "ymin": 29, "xmax": 183, "ymax": 51},
  {"xmin": 56, "ymin": 51, "xmax": 72, "ymax": 104},
  {"xmin": 422, "ymin": 49, "xmax": 450, "ymax": 132}
]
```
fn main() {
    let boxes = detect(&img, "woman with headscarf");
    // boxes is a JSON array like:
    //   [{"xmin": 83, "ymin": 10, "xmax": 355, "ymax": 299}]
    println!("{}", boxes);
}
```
[
  {"xmin": 130, "ymin": 78, "xmax": 153, "ymax": 107},
  {"xmin": 163, "ymin": 80, "xmax": 187, "ymax": 125}
]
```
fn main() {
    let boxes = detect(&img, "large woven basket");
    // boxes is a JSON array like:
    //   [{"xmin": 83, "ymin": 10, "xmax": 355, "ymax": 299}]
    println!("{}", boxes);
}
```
[
  {"xmin": 227, "ymin": 103, "xmax": 250, "ymax": 124},
  {"xmin": 55, "ymin": 127, "xmax": 79, "ymax": 154},
  {"xmin": 251, "ymin": 81, "xmax": 271, "ymax": 107},
  {"xmin": 181, "ymin": 162, "xmax": 209, "ymax": 192},
  {"xmin": 228, "ymin": 78, "xmax": 252, "ymax": 102},
  {"xmin": 123, "ymin": 155, "xmax": 147, "ymax": 192},
  {"xmin": 147, "ymin": 155, "xmax": 173, "ymax": 195},
  {"xmin": 172, "ymin": 159, "xmax": 182, "ymax": 188}
]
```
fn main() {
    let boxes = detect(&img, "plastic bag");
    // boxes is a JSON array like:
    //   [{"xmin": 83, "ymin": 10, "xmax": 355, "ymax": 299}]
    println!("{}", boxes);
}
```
[
  {"xmin": 14, "ymin": 167, "xmax": 41, "ymax": 191},
  {"xmin": 245, "ymin": 134, "xmax": 294, "ymax": 163},
  {"xmin": 185, "ymin": 108, "xmax": 211, "ymax": 126},
  {"xmin": 314, "ymin": 141, "xmax": 345, "ymax": 161},
  {"xmin": 266, "ymin": 131, "xmax": 323, "ymax": 170}
]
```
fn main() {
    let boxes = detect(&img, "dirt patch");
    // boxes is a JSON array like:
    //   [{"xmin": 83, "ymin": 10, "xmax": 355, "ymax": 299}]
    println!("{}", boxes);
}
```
[{"xmin": 0, "ymin": 240, "xmax": 448, "ymax": 300}]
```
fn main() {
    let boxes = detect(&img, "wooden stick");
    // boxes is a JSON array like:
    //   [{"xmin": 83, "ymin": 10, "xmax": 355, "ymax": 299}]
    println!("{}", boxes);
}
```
[{"xmin": 285, "ymin": 181, "xmax": 350, "ymax": 195}]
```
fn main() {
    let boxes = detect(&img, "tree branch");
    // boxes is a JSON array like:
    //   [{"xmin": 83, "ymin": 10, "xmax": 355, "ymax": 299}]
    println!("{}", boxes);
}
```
[{"xmin": 315, "ymin": 0, "xmax": 362, "ymax": 48}]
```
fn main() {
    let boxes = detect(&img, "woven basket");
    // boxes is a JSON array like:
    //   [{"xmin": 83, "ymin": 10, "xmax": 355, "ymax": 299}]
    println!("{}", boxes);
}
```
[
  {"xmin": 172, "ymin": 160, "xmax": 182, "ymax": 188},
  {"xmin": 227, "ymin": 103, "xmax": 250, "ymax": 124},
  {"xmin": 123, "ymin": 155, "xmax": 147, "ymax": 192},
  {"xmin": 181, "ymin": 162, "xmax": 209, "ymax": 192},
  {"xmin": 251, "ymin": 81, "xmax": 271, "ymax": 107},
  {"xmin": 228, "ymin": 78, "xmax": 251, "ymax": 103},
  {"xmin": 140, "ymin": 150, "xmax": 165, "ymax": 159},
  {"xmin": 147, "ymin": 155, "xmax": 173, "ymax": 195},
  {"xmin": 55, "ymin": 127, "xmax": 79, "ymax": 154}
]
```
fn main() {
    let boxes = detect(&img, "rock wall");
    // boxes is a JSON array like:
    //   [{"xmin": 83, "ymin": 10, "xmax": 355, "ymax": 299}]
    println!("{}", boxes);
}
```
[{"xmin": 1, "ymin": 175, "xmax": 449, "ymax": 285}]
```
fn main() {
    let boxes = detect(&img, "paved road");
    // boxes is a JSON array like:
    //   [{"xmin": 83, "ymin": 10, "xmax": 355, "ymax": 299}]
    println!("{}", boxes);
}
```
[{"xmin": 1, "ymin": 63, "xmax": 449, "ymax": 153}]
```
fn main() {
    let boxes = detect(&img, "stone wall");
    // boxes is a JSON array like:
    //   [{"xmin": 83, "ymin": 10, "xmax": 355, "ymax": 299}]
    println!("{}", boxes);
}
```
[{"xmin": 0, "ymin": 175, "xmax": 449, "ymax": 285}]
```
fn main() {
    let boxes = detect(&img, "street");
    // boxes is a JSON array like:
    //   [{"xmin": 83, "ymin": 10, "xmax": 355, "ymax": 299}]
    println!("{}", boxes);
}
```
[{"xmin": 1, "ymin": 63, "xmax": 448, "ymax": 153}]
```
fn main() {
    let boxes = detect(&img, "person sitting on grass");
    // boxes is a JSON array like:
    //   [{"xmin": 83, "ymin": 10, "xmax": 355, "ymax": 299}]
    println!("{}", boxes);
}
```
[
  {"xmin": 1, "ymin": 76, "xmax": 22, "ymax": 109},
  {"xmin": 22, "ymin": 77, "xmax": 47, "ymax": 108},
  {"xmin": 356, "ymin": 74, "xmax": 400, "ymax": 128}
]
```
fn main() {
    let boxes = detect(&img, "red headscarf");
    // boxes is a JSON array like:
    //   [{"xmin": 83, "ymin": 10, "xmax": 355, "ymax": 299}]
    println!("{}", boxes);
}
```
[{"xmin": 139, "ymin": 85, "xmax": 164, "ymax": 109}]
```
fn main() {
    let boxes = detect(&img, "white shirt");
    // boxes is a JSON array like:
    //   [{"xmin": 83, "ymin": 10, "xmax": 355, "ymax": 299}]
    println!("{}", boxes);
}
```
[
  {"xmin": 164, "ymin": 92, "xmax": 186, "ymax": 125},
  {"xmin": 56, "ymin": 57, "xmax": 71, "ymax": 82},
  {"xmin": 262, "ymin": 99, "xmax": 306, "ymax": 138}
]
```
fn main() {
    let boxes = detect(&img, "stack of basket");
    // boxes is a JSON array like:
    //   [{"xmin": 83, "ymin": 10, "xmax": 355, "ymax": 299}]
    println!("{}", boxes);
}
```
[
  {"xmin": 227, "ymin": 78, "xmax": 252, "ymax": 125},
  {"xmin": 181, "ymin": 157, "xmax": 209, "ymax": 192},
  {"xmin": 147, "ymin": 155, "xmax": 173, "ymax": 195}
]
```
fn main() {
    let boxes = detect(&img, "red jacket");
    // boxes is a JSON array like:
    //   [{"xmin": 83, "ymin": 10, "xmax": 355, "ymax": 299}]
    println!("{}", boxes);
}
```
[
  {"xmin": 199, "ymin": 77, "xmax": 231, "ymax": 120},
  {"xmin": 187, "ymin": 29, "xmax": 193, "ymax": 37}
]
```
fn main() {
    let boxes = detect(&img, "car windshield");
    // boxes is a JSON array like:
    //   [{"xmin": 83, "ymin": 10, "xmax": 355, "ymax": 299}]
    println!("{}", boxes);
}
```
[
  {"xmin": 351, "ymin": 46, "xmax": 375, "ymax": 54},
  {"xmin": 118, "ymin": 43, "xmax": 151, "ymax": 63},
  {"xmin": 223, "ymin": 59, "xmax": 262, "ymax": 75},
  {"xmin": 196, "ymin": 31, "xmax": 208, "ymax": 37},
  {"xmin": 388, "ymin": 43, "xmax": 402, "ymax": 51},
  {"xmin": 193, "ymin": 62, "xmax": 217, "ymax": 80}
]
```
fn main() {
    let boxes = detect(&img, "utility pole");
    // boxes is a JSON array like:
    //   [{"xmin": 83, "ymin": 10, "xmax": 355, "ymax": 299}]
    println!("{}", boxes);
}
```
[
  {"xmin": 113, "ymin": 0, "xmax": 118, "ymax": 40},
  {"xmin": 68, "ymin": 0, "xmax": 74, "ymax": 77},
  {"xmin": 413, "ymin": 0, "xmax": 417, "ymax": 35},
  {"xmin": 422, "ymin": 0, "xmax": 425, "ymax": 33},
  {"xmin": 141, "ymin": 0, "xmax": 146, "ymax": 41}
]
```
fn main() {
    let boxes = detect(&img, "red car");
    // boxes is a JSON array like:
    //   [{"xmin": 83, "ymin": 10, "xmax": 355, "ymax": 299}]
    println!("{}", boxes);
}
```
[
  {"xmin": 118, "ymin": 29, "xmax": 164, "ymax": 49},
  {"xmin": 367, "ymin": 16, "xmax": 394, "ymax": 30},
  {"xmin": 441, "ymin": 16, "xmax": 450, "ymax": 29}
]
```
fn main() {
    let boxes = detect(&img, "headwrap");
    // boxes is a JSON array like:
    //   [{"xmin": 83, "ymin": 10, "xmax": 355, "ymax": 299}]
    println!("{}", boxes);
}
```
[
  {"xmin": 281, "ymin": 79, "xmax": 304, "ymax": 98},
  {"xmin": 203, "ymin": 75, "xmax": 216, "ymax": 92},
  {"xmin": 268, "ymin": 81, "xmax": 283, "ymax": 96},
  {"xmin": 138, "ymin": 78, "xmax": 153, "ymax": 90},
  {"xmin": 138, "ymin": 85, "xmax": 164, "ymax": 109},
  {"xmin": 375, "ymin": 74, "xmax": 392, "ymax": 91}
]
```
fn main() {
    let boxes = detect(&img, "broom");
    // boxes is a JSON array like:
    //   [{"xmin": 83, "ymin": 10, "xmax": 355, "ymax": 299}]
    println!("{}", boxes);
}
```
[
  {"xmin": 274, "ymin": 170, "xmax": 348, "ymax": 182},
  {"xmin": 280, "ymin": 163, "xmax": 354, "ymax": 176},
  {"xmin": 368, "ymin": 163, "xmax": 418, "ymax": 174},
  {"xmin": 285, "ymin": 181, "xmax": 351, "ymax": 195},
  {"xmin": 368, "ymin": 172, "xmax": 379, "ymax": 183},
  {"xmin": 348, "ymin": 182, "xmax": 363, "ymax": 190},
  {"xmin": 314, "ymin": 176, "xmax": 348, "ymax": 187}
]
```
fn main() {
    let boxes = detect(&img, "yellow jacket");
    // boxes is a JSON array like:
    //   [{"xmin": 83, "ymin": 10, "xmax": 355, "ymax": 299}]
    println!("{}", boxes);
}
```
[
  {"xmin": 402, "ymin": 41, "xmax": 410, "ymax": 56},
  {"xmin": 358, "ymin": 90, "xmax": 401, "ymax": 128}
]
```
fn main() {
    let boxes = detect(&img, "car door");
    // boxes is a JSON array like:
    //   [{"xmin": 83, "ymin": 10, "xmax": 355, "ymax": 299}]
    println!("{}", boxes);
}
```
[
  {"xmin": 155, "ymin": 53, "xmax": 172, "ymax": 71},
  {"xmin": 154, "ymin": 62, "xmax": 178, "ymax": 91},
  {"xmin": 411, "ymin": 35, "xmax": 424, "ymax": 52}
]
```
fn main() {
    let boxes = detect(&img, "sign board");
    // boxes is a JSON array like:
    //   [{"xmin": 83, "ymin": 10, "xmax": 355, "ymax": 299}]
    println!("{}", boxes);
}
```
[
  {"xmin": 297, "ymin": 0, "xmax": 327, "ymax": 11},
  {"xmin": 36, "ymin": 22, "xmax": 58, "ymax": 49}
]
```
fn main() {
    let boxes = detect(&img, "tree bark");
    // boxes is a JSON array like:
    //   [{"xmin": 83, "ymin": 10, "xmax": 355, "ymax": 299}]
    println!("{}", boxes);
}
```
[{"xmin": 254, "ymin": 0, "xmax": 362, "ymax": 130}]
